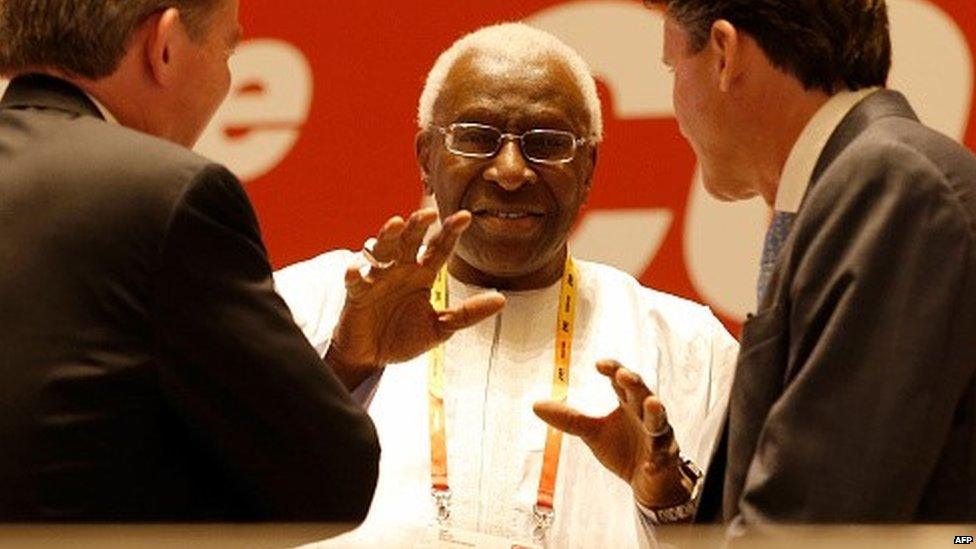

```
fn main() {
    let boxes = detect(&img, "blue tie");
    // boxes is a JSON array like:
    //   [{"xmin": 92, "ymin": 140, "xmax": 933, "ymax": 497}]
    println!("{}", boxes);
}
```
[{"xmin": 757, "ymin": 211, "xmax": 796, "ymax": 305}]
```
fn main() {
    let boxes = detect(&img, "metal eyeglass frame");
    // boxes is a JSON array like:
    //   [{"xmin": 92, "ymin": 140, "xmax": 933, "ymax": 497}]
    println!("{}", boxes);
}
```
[{"xmin": 435, "ymin": 122, "xmax": 592, "ymax": 165}]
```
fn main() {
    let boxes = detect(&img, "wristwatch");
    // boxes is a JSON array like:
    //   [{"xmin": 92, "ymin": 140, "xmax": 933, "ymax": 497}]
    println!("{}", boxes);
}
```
[{"xmin": 637, "ymin": 458, "xmax": 704, "ymax": 525}]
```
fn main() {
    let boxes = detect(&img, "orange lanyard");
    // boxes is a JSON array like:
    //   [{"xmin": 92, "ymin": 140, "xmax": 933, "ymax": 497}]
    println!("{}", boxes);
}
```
[{"xmin": 428, "ymin": 256, "xmax": 579, "ymax": 539}]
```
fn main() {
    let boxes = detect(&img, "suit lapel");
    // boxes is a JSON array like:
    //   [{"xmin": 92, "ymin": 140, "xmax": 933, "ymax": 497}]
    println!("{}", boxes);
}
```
[{"xmin": 0, "ymin": 73, "xmax": 104, "ymax": 120}]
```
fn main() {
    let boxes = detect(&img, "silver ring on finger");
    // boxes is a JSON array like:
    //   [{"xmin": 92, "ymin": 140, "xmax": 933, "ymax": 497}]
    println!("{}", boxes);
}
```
[
  {"xmin": 647, "ymin": 409, "xmax": 671, "ymax": 438},
  {"xmin": 362, "ymin": 237, "xmax": 396, "ymax": 269}
]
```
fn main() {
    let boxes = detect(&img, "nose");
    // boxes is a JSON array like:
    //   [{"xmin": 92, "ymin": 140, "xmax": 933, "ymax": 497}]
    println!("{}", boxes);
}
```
[{"xmin": 483, "ymin": 139, "xmax": 538, "ymax": 191}]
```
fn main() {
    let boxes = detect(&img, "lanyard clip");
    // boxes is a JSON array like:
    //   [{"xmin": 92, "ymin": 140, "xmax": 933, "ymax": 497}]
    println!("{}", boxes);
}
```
[
  {"xmin": 532, "ymin": 504, "xmax": 554, "ymax": 542},
  {"xmin": 431, "ymin": 487, "xmax": 452, "ymax": 525}
]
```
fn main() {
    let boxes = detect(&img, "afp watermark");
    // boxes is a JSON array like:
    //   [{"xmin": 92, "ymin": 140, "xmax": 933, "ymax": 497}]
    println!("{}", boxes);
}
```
[{"xmin": 955, "ymin": 535, "xmax": 974, "ymax": 544}]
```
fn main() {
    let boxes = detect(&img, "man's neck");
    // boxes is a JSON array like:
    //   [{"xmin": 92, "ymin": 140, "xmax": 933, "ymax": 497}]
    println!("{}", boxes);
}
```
[
  {"xmin": 75, "ymin": 74, "xmax": 151, "ymax": 136},
  {"xmin": 732, "ymin": 61, "xmax": 834, "ymax": 207},
  {"xmin": 753, "ymin": 87, "xmax": 832, "ymax": 206},
  {"xmin": 448, "ymin": 248, "xmax": 568, "ymax": 291}
]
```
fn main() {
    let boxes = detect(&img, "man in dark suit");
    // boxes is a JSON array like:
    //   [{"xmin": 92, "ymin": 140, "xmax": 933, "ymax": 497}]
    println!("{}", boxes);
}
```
[
  {"xmin": 536, "ymin": 0, "xmax": 976, "ymax": 527},
  {"xmin": 0, "ymin": 0, "xmax": 503, "ymax": 521}
]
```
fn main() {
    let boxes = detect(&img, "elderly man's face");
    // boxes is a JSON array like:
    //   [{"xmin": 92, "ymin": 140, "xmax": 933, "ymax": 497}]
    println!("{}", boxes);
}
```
[{"xmin": 420, "ymin": 53, "xmax": 595, "ymax": 285}]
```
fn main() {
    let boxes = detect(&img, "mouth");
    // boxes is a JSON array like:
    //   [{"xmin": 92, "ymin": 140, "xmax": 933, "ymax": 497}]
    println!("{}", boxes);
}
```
[
  {"xmin": 468, "ymin": 207, "xmax": 546, "ymax": 235},
  {"xmin": 469, "ymin": 200, "xmax": 546, "ymax": 216},
  {"xmin": 472, "ymin": 208, "xmax": 545, "ymax": 219}
]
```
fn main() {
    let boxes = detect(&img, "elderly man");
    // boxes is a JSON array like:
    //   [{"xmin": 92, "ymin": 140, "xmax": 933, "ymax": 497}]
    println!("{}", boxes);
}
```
[
  {"xmin": 0, "ymin": 0, "xmax": 502, "ymax": 521},
  {"xmin": 540, "ymin": 0, "xmax": 976, "ymax": 528},
  {"xmin": 274, "ymin": 23, "xmax": 737, "ymax": 546}
]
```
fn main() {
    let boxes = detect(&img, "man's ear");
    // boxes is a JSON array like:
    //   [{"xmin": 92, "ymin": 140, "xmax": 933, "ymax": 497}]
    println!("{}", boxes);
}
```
[
  {"xmin": 145, "ymin": 8, "xmax": 185, "ymax": 86},
  {"xmin": 415, "ymin": 129, "xmax": 434, "ymax": 195},
  {"xmin": 709, "ymin": 19, "xmax": 741, "ymax": 93},
  {"xmin": 580, "ymin": 145, "xmax": 598, "ymax": 204}
]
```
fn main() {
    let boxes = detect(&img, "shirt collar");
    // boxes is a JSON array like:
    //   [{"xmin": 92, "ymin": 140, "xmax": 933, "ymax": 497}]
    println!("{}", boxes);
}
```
[
  {"xmin": 82, "ymin": 91, "xmax": 119, "ymax": 125},
  {"xmin": 774, "ymin": 87, "xmax": 880, "ymax": 213}
]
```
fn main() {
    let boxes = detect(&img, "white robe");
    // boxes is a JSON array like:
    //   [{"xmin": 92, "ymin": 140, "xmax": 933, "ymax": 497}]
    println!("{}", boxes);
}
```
[{"xmin": 274, "ymin": 252, "xmax": 739, "ymax": 548}]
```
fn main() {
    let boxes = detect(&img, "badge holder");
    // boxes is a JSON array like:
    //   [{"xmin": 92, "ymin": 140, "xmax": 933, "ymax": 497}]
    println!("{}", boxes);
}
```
[
  {"xmin": 432, "ymin": 487, "xmax": 453, "ymax": 525},
  {"xmin": 532, "ymin": 504, "xmax": 554, "ymax": 543}
]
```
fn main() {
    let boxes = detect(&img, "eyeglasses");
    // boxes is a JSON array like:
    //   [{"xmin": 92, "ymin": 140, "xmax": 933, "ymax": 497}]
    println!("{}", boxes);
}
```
[{"xmin": 435, "ymin": 122, "xmax": 592, "ymax": 165}]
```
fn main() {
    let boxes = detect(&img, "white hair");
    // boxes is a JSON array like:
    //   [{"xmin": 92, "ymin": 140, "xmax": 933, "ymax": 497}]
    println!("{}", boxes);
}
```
[{"xmin": 417, "ymin": 22, "xmax": 603, "ymax": 142}]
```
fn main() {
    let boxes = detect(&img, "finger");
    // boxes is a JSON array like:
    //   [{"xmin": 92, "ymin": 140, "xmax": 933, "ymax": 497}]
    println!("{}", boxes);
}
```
[
  {"xmin": 643, "ymin": 396, "xmax": 678, "ymax": 455},
  {"xmin": 616, "ymin": 367, "xmax": 653, "ymax": 419},
  {"xmin": 399, "ymin": 208, "xmax": 438, "ymax": 263},
  {"xmin": 436, "ymin": 292, "xmax": 505, "ymax": 334},
  {"xmin": 596, "ymin": 359, "xmax": 623, "ymax": 378},
  {"xmin": 595, "ymin": 359, "xmax": 627, "ymax": 402},
  {"xmin": 369, "ymin": 216, "xmax": 407, "ymax": 263},
  {"xmin": 419, "ymin": 210, "xmax": 472, "ymax": 271},
  {"xmin": 533, "ymin": 400, "xmax": 602, "ymax": 439},
  {"xmin": 343, "ymin": 263, "xmax": 369, "ymax": 297}
]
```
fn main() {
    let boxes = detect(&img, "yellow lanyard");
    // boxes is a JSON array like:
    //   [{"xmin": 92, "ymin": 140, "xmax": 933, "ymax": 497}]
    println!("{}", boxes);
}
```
[{"xmin": 427, "ymin": 256, "xmax": 579, "ymax": 537}]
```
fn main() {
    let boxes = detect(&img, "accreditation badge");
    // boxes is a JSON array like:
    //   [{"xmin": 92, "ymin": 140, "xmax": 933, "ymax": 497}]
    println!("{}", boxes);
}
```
[{"xmin": 420, "ymin": 526, "xmax": 541, "ymax": 549}]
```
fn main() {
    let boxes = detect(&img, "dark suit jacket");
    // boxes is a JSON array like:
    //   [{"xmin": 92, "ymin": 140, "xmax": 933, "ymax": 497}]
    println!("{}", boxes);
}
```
[
  {"xmin": 704, "ymin": 90, "xmax": 976, "ymax": 523},
  {"xmin": 0, "ymin": 74, "xmax": 379, "ymax": 521}
]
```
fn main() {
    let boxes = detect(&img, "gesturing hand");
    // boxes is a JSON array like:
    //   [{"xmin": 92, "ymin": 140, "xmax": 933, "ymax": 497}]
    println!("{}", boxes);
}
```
[
  {"xmin": 533, "ymin": 359, "xmax": 693, "ymax": 509},
  {"xmin": 326, "ymin": 208, "xmax": 505, "ymax": 387}
]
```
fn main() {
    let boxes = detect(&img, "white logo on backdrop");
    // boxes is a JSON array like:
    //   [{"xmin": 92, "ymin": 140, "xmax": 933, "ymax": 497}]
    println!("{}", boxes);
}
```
[{"xmin": 528, "ymin": 0, "xmax": 972, "ymax": 321}]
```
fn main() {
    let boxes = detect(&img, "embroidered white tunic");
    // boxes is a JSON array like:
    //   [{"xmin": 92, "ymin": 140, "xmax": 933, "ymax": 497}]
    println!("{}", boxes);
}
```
[{"xmin": 274, "ymin": 252, "xmax": 738, "ymax": 548}]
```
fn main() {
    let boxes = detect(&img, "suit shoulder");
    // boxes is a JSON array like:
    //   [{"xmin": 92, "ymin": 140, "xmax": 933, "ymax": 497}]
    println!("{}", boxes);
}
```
[
  {"xmin": 833, "ymin": 117, "xmax": 976, "ymax": 194},
  {"xmin": 0, "ymin": 112, "xmax": 243, "ymax": 243},
  {"xmin": 813, "ymin": 119, "xmax": 976, "ymax": 238},
  {"xmin": 4, "ymin": 112, "xmax": 225, "ymax": 199},
  {"xmin": 72, "ymin": 119, "xmax": 220, "ymax": 188}
]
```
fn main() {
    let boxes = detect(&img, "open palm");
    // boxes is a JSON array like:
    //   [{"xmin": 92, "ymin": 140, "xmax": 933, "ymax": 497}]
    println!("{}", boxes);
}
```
[
  {"xmin": 534, "ymin": 359, "xmax": 691, "ymax": 508},
  {"xmin": 329, "ymin": 208, "xmax": 505, "ymax": 368}
]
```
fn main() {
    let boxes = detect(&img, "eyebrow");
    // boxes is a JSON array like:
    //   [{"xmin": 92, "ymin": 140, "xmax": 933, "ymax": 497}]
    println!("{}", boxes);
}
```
[{"xmin": 452, "ymin": 109, "xmax": 576, "ymax": 131}]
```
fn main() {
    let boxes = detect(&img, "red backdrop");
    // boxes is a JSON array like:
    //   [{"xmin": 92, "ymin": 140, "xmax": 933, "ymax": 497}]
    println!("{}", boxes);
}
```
[{"xmin": 190, "ymin": 0, "xmax": 976, "ymax": 332}]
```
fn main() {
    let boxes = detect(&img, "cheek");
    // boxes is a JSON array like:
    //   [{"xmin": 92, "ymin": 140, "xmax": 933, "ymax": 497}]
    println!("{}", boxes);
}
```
[
  {"xmin": 672, "ymin": 74, "xmax": 696, "ymax": 134},
  {"xmin": 220, "ymin": 63, "xmax": 232, "ymax": 96},
  {"xmin": 429, "ymin": 159, "xmax": 472, "ymax": 211},
  {"xmin": 214, "ymin": 60, "xmax": 232, "ymax": 103},
  {"xmin": 431, "ymin": 191, "xmax": 458, "ymax": 220},
  {"xmin": 548, "ymin": 172, "xmax": 587, "ymax": 221}
]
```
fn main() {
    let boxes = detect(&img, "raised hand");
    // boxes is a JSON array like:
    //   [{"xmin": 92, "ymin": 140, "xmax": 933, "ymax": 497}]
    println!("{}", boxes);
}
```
[
  {"xmin": 326, "ymin": 208, "xmax": 505, "ymax": 387},
  {"xmin": 533, "ymin": 359, "xmax": 693, "ymax": 509}
]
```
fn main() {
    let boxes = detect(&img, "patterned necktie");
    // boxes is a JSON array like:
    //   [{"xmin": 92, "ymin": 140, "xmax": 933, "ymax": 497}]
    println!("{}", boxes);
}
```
[{"xmin": 756, "ymin": 211, "xmax": 796, "ymax": 305}]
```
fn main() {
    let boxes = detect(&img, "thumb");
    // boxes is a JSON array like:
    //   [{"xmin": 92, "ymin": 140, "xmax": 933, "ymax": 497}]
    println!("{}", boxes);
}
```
[
  {"xmin": 437, "ymin": 292, "xmax": 506, "ymax": 333},
  {"xmin": 533, "ymin": 400, "xmax": 602, "ymax": 438}
]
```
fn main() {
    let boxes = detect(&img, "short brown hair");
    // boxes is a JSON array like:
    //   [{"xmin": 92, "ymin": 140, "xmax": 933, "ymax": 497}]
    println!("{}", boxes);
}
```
[
  {"xmin": 0, "ymin": 0, "xmax": 221, "ymax": 79},
  {"xmin": 647, "ymin": 0, "xmax": 891, "ymax": 93}
]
